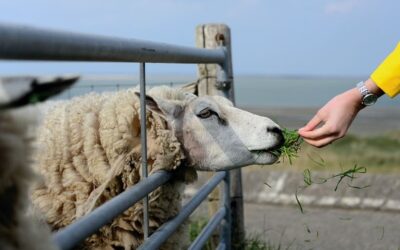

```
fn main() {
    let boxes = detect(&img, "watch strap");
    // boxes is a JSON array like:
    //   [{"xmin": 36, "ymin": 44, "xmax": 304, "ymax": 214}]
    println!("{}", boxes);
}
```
[
  {"xmin": 357, "ymin": 81, "xmax": 370, "ymax": 97},
  {"xmin": 356, "ymin": 81, "xmax": 378, "ymax": 106}
]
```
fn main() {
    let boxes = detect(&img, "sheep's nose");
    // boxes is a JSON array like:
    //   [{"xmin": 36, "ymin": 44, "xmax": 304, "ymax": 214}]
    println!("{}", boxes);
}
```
[{"xmin": 267, "ymin": 126, "xmax": 285, "ymax": 147}]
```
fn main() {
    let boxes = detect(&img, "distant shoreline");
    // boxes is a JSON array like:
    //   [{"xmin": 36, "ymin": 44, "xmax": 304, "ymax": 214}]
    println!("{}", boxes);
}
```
[{"xmin": 3, "ymin": 75, "xmax": 396, "ymax": 135}]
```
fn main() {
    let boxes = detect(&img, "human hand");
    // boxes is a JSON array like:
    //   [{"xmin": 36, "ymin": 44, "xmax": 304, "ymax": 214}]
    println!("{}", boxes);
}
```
[{"xmin": 298, "ymin": 88, "xmax": 363, "ymax": 147}]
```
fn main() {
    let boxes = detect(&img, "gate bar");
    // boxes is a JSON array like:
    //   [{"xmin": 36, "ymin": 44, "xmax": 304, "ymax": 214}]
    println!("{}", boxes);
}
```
[
  {"xmin": 138, "ymin": 171, "xmax": 226, "ymax": 250},
  {"xmin": 139, "ymin": 62, "xmax": 149, "ymax": 239},
  {"xmin": 188, "ymin": 207, "xmax": 226, "ymax": 250},
  {"xmin": 220, "ymin": 170, "xmax": 231, "ymax": 249},
  {"xmin": 0, "ymin": 23, "xmax": 225, "ymax": 63},
  {"xmin": 53, "ymin": 171, "xmax": 173, "ymax": 250}
]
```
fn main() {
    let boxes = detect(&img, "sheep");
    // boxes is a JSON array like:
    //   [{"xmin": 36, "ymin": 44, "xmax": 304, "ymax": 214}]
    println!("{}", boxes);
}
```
[
  {"xmin": 0, "ymin": 76, "xmax": 78, "ymax": 250},
  {"xmin": 31, "ymin": 85, "xmax": 284, "ymax": 249},
  {"xmin": 0, "ymin": 107, "xmax": 59, "ymax": 250}
]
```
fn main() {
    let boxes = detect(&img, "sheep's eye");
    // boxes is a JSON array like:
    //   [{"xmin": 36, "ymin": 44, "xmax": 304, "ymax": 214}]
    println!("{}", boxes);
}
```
[{"xmin": 197, "ymin": 108, "xmax": 213, "ymax": 119}]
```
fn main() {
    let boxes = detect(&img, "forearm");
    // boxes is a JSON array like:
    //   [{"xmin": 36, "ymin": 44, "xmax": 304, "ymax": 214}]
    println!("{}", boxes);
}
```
[
  {"xmin": 298, "ymin": 43, "xmax": 399, "ymax": 148},
  {"xmin": 344, "ymin": 78, "xmax": 383, "ymax": 110},
  {"xmin": 364, "ymin": 78, "xmax": 384, "ymax": 97}
]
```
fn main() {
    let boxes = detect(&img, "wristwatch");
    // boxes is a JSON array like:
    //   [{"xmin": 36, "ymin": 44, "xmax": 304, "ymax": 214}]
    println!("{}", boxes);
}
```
[{"xmin": 356, "ymin": 81, "xmax": 378, "ymax": 106}]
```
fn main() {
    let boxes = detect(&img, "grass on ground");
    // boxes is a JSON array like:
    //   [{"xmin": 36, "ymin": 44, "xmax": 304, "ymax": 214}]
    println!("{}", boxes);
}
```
[{"xmin": 272, "ymin": 131, "xmax": 400, "ymax": 174}]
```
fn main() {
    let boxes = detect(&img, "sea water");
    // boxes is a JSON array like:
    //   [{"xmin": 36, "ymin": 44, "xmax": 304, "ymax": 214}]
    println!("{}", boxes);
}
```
[{"xmin": 56, "ymin": 75, "xmax": 400, "ymax": 108}]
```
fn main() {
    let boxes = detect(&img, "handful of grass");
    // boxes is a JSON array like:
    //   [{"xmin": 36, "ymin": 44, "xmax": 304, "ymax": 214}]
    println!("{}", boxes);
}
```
[{"xmin": 274, "ymin": 128, "xmax": 303, "ymax": 164}]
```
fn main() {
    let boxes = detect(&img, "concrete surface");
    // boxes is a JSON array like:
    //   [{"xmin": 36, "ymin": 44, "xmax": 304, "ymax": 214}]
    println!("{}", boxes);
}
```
[
  {"xmin": 244, "ymin": 203, "xmax": 400, "ymax": 250},
  {"xmin": 186, "ymin": 170, "xmax": 400, "ymax": 249}
]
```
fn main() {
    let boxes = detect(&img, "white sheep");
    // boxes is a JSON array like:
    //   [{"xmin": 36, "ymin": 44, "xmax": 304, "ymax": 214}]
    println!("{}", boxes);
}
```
[
  {"xmin": 31, "ymin": 85, "xmax": 284, "ymax": 249},
  {"xmin": 0, "ymin": 76, "xmax": 78, "ymax": 250},
  {"xmin": 0, "ymin": 107, "xmax": 59, "ymax": 250}
]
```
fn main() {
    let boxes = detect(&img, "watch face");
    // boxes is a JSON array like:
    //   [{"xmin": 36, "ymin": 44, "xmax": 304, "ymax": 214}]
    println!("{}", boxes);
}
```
[{"xmin": 363, "ymin": 94, "xmax": 377, "ymax": 106}]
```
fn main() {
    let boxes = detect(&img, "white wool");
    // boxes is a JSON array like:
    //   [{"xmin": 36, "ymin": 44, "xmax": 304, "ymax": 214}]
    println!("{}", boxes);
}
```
[
  {"xmin": 0, "ymin": 106, "xmax": 58, "ymax": 250},
  {"xmin": 32, "ymin": 87, "xmax": 196, "ymax": 249}
]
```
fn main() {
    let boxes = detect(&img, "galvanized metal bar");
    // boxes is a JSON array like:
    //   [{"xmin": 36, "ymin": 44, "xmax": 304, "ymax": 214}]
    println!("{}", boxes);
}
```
[
  {"xmin": 0, "ymin": 23, "xmax": 225, "ymax": 63},
  {"xmin": 139, "ymin": 62, "xmax": 149, "ymax": 239},
  {"xmin": 138, "ymin": 171, "xmax": 226, "ymax": 250},
  {"xmin": 220, "ymin": 170, "xmax": 232, "ymax": 249},
  {"xmin": 188, "ymin": 207, "xmax": 226, "ymax": 250},
  {"xmin": 53, "ymin": 171, "xmax": 173, "ymax": 250}
]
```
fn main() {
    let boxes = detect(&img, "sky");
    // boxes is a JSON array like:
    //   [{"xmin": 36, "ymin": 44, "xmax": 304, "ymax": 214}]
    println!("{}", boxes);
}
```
[{"xmin": 0, "ymin": 0, "xmax": 399, "ymax": 77}]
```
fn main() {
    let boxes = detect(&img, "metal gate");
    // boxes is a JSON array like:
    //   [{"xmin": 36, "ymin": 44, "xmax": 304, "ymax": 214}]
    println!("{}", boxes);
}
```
[{"xmin": 0, "ymin": 22, "xmax": 242, "ymax": 250}]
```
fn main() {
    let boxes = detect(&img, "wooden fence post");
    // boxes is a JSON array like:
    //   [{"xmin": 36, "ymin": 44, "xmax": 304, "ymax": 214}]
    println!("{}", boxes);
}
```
[{"xmin": 196, "ymin": 23, "xmax": 245, "ymax": 249}]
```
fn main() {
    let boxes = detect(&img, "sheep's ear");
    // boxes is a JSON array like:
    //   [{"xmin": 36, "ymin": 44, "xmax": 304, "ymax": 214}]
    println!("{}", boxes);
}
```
[{"xmin": 135, "ymin": 92, "xmax": 183, "ymax": 119}]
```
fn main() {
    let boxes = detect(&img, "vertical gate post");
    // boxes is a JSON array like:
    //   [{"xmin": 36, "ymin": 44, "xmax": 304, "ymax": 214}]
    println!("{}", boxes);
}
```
[
  {"xmin": 196, "ymin": 23, "xmax": 245, "ymax": 249},
  {"xmin": 139, "ymin": 63, "xmax": 149, "ymax": 240}
]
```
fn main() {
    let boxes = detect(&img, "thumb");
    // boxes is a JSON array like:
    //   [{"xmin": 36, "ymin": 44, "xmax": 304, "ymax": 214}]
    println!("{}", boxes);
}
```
[{"xmin": 299, "ymin": 114, "xmax": 322, "ymax": 134}]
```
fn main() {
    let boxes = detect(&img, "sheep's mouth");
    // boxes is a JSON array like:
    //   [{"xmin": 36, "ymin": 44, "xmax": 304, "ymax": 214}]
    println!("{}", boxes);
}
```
[
  {"xmin": 250, "ymin": 136, "xmax": 285, "ymax": 158},
  {"xmin": 251, "ymin": 149, "xmax": 280, "ymax": 157},
  {"xmin": 250, "ymin": 143, "xmax": 282, "ymax": 155},
  {"xmin": 250, "ymin": 148, "xmax": 281, "ymax": 164}
]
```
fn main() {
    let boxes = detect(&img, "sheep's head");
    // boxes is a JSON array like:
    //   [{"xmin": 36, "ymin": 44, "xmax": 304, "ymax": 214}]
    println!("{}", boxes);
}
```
[{"xmin": 140, "ymin": 87, "xmax": 284, "ymax": 171}]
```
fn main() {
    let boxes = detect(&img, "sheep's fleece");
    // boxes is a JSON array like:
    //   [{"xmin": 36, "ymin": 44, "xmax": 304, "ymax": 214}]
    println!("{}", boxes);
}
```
[
  {"xmin": 32, "ymin": 87, "xmax": 197, "ymax": 249},
  {"xmin": 0, "ymin": 107, "xmax": 57, "ymax": 250}
]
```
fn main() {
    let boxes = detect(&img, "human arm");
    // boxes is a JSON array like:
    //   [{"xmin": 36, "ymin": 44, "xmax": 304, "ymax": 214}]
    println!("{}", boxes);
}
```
[
  {"xmin": 298, "ymin": 42, "xmax": 400, "ymax": 148},
  {"xmin": 298, "ymin": 79, "xmax": 383, "ymax": 147}
]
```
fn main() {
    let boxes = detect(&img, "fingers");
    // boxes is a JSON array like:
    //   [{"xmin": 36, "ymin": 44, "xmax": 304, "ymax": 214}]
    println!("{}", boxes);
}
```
[
  {"xmin": 299, "ymin": 114, "xmax": 322, "ymax": 132},
  {"xmin": 299, "ymin": 125, "xmax": 334, "ymax": 140},
  {"xmin": 299, "ymin": 114, "xmax": 341, "ymax": 148},
  {"xmin": 298, "ymin": 113, "xmax": 334, "ymax": 140},
  {"xmin": 303, "ymin": 135, "xmax": 338, "ymax": 148}
]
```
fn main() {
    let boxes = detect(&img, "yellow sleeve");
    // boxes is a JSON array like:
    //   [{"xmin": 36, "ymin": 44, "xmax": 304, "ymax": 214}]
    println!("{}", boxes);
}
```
[{"xmin": 370, "ymin": 42, "xmax": 400, "ymax": 98}]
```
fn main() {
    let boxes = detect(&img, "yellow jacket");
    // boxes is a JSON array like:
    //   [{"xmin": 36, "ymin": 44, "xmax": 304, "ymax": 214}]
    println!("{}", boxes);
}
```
[{"xmin": 371, "ymin": 42, "xmax": 400, "ymax": 98}]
